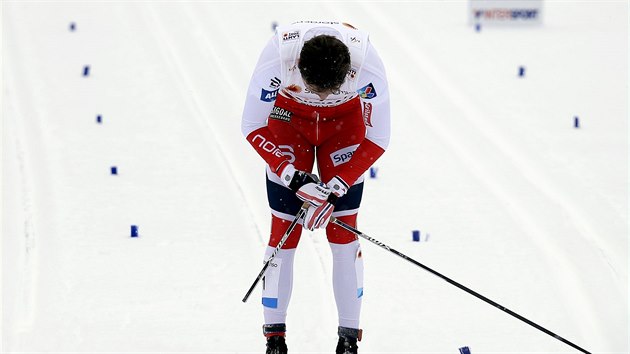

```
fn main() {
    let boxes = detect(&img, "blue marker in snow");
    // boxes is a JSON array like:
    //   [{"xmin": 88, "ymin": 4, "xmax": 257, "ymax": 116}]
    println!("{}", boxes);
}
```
[
  {"xmin": 83, "ymin": 65, "xmax": 90, "ymax": 77},
  {"xmin": 369, "ymin": 167, "xmax": 378, "ymax": 178},
  {"xmin": 412, "ymin": 230, "xmax": 420, "ymax": 242},
  {"xmin": 459, "ymin": 347, "xmax": 471, "ymax": 354},
  {"xmin": 111, "ymin": 166, "xmax": 118, "ymax": 175},
  {"xmin": 131, "ymin": 225, "xmax": 139, "ymax": 237}
]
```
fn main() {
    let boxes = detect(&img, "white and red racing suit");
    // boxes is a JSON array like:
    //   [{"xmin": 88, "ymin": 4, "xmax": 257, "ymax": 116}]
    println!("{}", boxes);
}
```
[{"xmin": 241, "ymin": 21, "xmax": 390, "ymax": 331}]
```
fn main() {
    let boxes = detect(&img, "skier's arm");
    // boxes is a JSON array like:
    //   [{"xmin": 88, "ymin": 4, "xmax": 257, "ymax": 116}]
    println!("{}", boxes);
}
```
[
  {"xmin": 241, "ymin": 36, "xmax": 332, "ymax": 206},
  {"xmin": 334, "ymin": 42, "xmax": 391, "ymax": 186},
  {"xmin": 241, "ymin": 36, "xmax": 291, "ymax": 175}
]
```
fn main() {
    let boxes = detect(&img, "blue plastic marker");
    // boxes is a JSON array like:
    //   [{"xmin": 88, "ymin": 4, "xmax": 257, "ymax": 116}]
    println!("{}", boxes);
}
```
[
  {"xmin": 96, "ymin": 115, "xmax": 102, "ymax": 124},
  {"xmin": 459, "ymin": 346, "xmax": 471, "ymax": 354},
  {"xmin": 111, "ymin": 166, "xmax": 118, "ymax": 175},
  {"xmin": 369, "ymin": 167, "xmax": 378, "ymax": 178},
  {"xmin": 131, "ymin": 225, "xmax": 139, "ymax": 237},
  {"xmin": 518, "ymin": 66, "xmax": 526, "ymax": 77},
  {"xmin": 412, "ymin": 230, "xmax": 420, "ymax": 242},
  {"xmin": 574, "ymin": 116, "xmax": 580, "ymax": 128},
  {"xmin": 83, "ymin": 65, "xmax": 90, "ymax": 77}
]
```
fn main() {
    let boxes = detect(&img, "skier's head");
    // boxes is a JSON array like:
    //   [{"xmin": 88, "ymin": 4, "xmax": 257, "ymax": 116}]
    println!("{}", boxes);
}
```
[{"xmin": 298, "ymin": 35, "xmax": 351, "ymax": 93}]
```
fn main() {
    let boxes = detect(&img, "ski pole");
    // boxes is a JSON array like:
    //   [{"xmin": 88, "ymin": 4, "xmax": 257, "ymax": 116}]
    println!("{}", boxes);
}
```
[
  {"xmin": 242, "ymin": 202, "xmax": 309, "ymax": 303},
  {"xmin": 331, "ymin": 217, "xmax": 592, "ymax": 354}
]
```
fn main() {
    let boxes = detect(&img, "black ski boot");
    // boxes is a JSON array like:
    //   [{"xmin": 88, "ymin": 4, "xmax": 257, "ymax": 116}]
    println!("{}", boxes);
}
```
[
  {"xmin": 266, "ymin": 336, "xmax": 287, "ymax": 354},
  {"xmin": 336, "ymin": 326, "xmax": 362, "ymax": 354},
  {"xmin": 263, "ymin": 323, "xmax": 288, "ymax": 354}
]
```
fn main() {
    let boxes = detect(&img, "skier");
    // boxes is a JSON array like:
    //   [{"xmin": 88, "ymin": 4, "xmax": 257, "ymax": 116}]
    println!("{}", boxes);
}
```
[{"xmin": 241, "ymin": 20, "xmax": 390, "ymax": 354}]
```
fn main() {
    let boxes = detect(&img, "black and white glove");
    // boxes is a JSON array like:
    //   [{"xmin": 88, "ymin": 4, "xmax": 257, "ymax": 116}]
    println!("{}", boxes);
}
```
[
  {"xmin": 280, "ymin": 164, "xmax": 331, "ymax": 207},
  {"xmin": 303, "ymin": 176, "xmax": 349, "ymax": 231}
]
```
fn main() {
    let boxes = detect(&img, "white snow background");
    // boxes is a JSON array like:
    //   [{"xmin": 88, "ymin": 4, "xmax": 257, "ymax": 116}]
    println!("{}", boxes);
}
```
[{"xmin": 2, "ymin": 1, "xmax": 628, "ymax": 353}]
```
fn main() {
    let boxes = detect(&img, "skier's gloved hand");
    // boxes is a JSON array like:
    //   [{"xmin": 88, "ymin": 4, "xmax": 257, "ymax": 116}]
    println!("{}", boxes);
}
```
[
  {"xmin": 303, "ymin": 176, "xmax": 349, "ymax": 231},
  {"xmin": 303, "ymin": 202, "xmax": 334, "ymax": 230},
  {"xmin": 280, "ymin": 164, "xmax": 331, "ymax": 207}
]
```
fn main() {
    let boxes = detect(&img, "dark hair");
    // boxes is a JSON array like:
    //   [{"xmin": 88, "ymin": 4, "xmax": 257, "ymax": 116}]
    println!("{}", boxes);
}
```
[{"xmin": 298, "ymin": 35, "xmax": 351, "ymax": 91}]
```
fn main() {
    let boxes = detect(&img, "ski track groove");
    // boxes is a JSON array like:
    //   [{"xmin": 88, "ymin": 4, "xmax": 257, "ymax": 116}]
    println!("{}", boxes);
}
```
[
  {"xmin": 141, "ymin": 4, "xmax": 265, "ymax": 245},
  {"xmin": 3, "ymin": 7, "xmax": 45, "ymax": 345}
]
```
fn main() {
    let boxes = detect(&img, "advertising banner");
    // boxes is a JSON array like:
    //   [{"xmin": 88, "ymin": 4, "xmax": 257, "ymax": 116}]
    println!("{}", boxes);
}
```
[{"xmin": 469, "ymin": 0, "xmax": 543, "ymax": 26}]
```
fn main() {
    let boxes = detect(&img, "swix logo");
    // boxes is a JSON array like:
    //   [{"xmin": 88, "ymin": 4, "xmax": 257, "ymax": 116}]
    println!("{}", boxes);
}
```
[
  {"xmin": 282, "ymin": 30, "xmax": 300, "ymax": 41},
  {"xmin": 251, "ymin": 134, "xmax": 284, "ymax": 159},
  {"xmin": 362, "ymin": 102, "xmax": 373, "ymax": 127},
  {"xmin": 357, "ymin": 83, "xmax": 377, "ymax": 99},
  {"xmin": 331, "ymin": 144, "xmax": 360, "ymax": 167},
  {"xmin": 348, "ymin": 35, "xmax": 362, "ymax": 48},
  {"xmin": 260, "ymin": 88, "xmax": 278, "ymax": 102},
  {"xmin": 269, "ymin": 77, "xmax": 281, "ymax": 89},
  {"xmin": 367, "ymin": 235, "xmax": 391, "ymax": 251}
]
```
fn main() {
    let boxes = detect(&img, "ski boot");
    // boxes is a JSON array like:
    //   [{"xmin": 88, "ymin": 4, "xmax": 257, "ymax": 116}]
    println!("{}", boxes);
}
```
[
  {"xmin": 336, "ymin": 326, "xmax": 362, "ymax": 354},
  {"xmin": 263, "ymin": 323, "xmax": 287, "ymax": 354}
]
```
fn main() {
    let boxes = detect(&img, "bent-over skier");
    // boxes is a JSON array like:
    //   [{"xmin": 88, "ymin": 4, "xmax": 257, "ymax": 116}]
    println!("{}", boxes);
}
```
[{"xmin": 241, "ymin": 20, "xmax": 391, "ymax": 354}]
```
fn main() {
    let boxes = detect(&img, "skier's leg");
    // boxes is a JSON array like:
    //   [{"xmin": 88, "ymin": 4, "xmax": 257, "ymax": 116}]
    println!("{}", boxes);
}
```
[
  {"xmin": 261, "ymin": 243, "xmax": 296, "ymax": 325},
  {"xmin": 262, "ymin": 100, "xmax": 315, "ymax": 329},
  {"xmin": 314, "ymin": 97, "xmax": 366, "ymax": 331},
  {"xmin": 328, "ymin": 214, "xmax": 364, "ymax": 329}
]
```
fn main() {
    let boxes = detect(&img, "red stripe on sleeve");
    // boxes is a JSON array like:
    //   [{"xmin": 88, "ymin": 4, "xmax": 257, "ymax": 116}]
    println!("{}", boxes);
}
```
[{"xmin": 336, "ymin": 138, "xmax": 385, "ymax": 186}]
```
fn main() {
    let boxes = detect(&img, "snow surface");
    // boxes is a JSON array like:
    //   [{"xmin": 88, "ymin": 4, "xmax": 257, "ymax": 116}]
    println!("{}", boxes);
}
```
[{"xmin": 2, "ymin": 1, "xmax": 628, "ymax": 353}]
